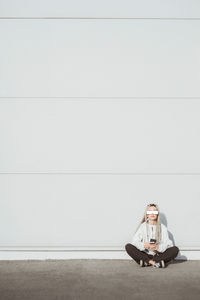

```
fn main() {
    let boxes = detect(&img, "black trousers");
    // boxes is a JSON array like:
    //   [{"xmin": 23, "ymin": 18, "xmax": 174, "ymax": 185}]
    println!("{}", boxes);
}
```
[{"xmin": 125, "ymin": 243, "xmax": 179, "ymax": 264}]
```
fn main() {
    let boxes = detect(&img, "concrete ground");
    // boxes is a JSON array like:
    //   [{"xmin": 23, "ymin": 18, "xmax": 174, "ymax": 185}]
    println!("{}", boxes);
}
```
[{"xmin": 0, "ymin": 259, "xmax": 199, "ymax": 300}]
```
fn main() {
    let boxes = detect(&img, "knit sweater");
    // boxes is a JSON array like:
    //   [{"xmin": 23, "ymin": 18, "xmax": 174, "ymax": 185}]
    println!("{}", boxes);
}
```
[{"xmin": 131, "ymin": 222, "xmax": 173, "ymax": 255}]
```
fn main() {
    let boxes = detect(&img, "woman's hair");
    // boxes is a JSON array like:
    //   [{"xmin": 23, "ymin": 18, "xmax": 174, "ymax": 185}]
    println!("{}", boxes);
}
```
[{"xmin": 134, "ymin": 203, "xmax": 162, "ymax": 243}]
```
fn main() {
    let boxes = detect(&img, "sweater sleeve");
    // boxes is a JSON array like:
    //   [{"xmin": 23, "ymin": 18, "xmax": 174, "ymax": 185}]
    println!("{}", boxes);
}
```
[
  {"xmin": 131, "ymin": 224, "xmax": 145, "ymax": 251},
  {"xmin": 158, "ymin": 225, "xmax": 173, "ymax": 252}
]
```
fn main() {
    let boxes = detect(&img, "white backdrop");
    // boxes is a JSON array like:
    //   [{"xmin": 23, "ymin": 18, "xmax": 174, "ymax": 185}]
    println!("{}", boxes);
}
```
[{"xmin": 0, "ymin": 0, "xmax": 200, "ymax": 259}]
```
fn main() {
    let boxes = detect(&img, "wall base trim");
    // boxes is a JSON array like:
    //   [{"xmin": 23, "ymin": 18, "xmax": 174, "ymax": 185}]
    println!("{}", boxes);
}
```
[{"xmin": 0, "ymin": 247, "xmax": 199, "ymax": 260}]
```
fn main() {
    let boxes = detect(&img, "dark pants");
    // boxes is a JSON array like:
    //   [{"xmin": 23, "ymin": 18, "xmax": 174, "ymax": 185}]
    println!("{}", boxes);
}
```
[{"xmin": 125, "ymin": 243, "xmax": 179, "ymax": 265}]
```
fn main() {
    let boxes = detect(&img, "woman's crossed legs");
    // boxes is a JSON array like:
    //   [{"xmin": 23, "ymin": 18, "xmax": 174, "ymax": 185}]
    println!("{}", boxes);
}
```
[{"xmin": 125, "ymin": 243, "xmax": 179, "ymax": 266}]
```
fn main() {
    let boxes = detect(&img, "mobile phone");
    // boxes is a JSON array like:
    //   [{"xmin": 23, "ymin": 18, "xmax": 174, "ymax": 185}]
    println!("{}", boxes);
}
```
[{"xmin": 150, "ymin": 238, "xmax": 157, "ymax": 244}]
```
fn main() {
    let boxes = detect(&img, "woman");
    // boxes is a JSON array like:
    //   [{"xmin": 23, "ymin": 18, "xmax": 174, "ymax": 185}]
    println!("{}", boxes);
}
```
[{"xmin": 125, "ymin": 203, "xmax": 179, "ymax": 268}]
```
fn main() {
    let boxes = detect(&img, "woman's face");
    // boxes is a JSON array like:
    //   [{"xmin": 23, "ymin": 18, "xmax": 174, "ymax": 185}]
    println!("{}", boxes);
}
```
[{"xmin": 146, "ymin": 205, "xmax": 158, "ymax": 221}]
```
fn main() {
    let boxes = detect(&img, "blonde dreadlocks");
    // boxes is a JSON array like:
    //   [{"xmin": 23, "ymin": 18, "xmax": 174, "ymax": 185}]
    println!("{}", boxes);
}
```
[{"xmin": 134, "ymin": 203, "xmax": 162, "ymax": 244}]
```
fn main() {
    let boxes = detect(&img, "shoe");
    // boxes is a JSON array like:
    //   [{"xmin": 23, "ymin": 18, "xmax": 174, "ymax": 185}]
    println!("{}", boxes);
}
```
[
  {"xmin": 139, "ymin": 260, "xmax": 151, "ymax": 267},
  {"xmin": 153, "ymin": 260, "xmax": 166, "ymax": 268},
  {"xmin": 160, "ymin": 260, "xmax": 165, "ymax": 268},
  {"xmin": 153, "ymin": 262, "xmax": 161, "ymax": 268},
  {"xmin": 139, "ymin": 259, "xmax": 145, "ymax": 267}
]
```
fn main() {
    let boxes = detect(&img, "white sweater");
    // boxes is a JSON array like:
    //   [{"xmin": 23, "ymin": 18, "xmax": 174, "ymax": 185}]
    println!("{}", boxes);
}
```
[{"xmin": 131, "ymin": 222, "xmax": 174, "ymax": 255}]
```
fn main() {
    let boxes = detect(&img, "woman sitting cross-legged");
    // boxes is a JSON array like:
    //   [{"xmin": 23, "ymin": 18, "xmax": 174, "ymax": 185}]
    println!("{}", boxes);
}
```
[{"xmin": 125, "ymin": 203, "xmax": 179, "ymax": 268}]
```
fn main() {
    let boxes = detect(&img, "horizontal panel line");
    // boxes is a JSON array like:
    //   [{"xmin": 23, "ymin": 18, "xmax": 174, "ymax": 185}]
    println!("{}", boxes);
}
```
[
  {"xmin": 1, "ymin": 172, "xmax": 200, "ymax": 175},
  {"xmin": 0, "ymin": 17, "xmax": 200, "ymax": 20},
  {"xmin": 1, "ymin": 97, "xmax": 200, "ymax": 100},
  {"xmin": 0, "ymin": 247, "xmax": 199, "ymax": 252}
]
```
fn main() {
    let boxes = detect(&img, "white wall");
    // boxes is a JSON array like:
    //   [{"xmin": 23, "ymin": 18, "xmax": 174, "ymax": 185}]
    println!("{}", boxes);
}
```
[{"xmin": 0, "ymin": 0, "xmax": 200, "ymax": 259}]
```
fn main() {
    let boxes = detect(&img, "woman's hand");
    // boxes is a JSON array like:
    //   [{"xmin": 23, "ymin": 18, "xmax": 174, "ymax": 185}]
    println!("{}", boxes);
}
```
[
  {"xmin": 144, "ymin": 242, "xmax": 159, "ymax": 251},
  {"xmin": 144, "ymin": 242, "xmax": 151, "ymax": 248},
  {"xmin": 149, "ymin": 243, "xmax": 159, "ymax": 251}
]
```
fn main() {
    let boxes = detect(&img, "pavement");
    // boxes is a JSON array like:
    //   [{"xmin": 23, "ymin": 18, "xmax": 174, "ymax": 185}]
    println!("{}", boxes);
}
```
[{"xmin": 0, "ymin": 259, "xmax": 199, "ymax": 300}]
